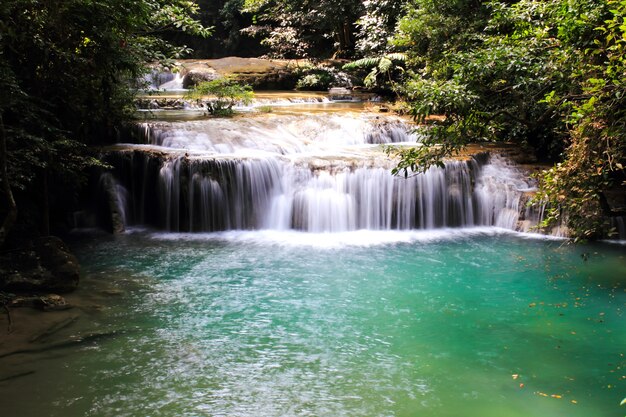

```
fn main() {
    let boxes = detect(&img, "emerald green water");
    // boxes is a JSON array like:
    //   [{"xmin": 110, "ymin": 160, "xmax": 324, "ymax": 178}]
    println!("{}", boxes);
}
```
[{"xmin": 2, "ymin": 230, "xmax": 625, "ymax": 416}]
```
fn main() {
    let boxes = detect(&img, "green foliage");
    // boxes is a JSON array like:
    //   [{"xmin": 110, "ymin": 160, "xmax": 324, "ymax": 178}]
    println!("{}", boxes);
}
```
[
  {"xmin": 187, "ymin": 78, "xmax": 254, "ymax": 116},
  {"xmin": 239, "ymin": 0, "xmax": 363, "ymax": 58},
  {"xmin": 535, "ymin": 0, "xmax": 626, "ymax": 240},
  {"xmin": 296, "ymin": 73, "xmax": 333, "ymax": 90},
  {"xmin": 343, "ymin": 53, "xmax": 406, "ymax": 88},
  {"xmin": 355, "ymin": 0, "xmax": 408, "ymax": 55},
  {"xmin": 392, "ymin": 0, "xmax": 586, "ymax": 156},
  {"xmin": 0, "ymin": 0, "xmax": 209, "ymax": 235},
  {"xmin": 256, "ymin": 105, "xmax": 273, "ymax": 113},
  {"xmin": 385, "ymin": 141, "xmax": 461, "ymax": 176},
  {"xmin": 382, "ymin": 0, "xmax": 626, "ymax": 238},
  {"xmin": 294, "ymin": 65, "xmax": 346, "ymax": 90}
]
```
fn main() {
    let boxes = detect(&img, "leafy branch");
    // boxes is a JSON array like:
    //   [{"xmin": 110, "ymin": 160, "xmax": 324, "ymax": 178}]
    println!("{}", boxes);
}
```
[{"xmin": 343, "ymin": 53, "xmax": 406, "ymax": 88}]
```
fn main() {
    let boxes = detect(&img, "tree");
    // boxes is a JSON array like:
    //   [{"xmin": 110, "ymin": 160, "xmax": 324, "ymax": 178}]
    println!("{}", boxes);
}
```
[
  {"xmin": 536, "ymin": 0, "xmax": 626, "ymax": 239},
  {"xmin": 377, "ymin": 0, "xmax": 626, "ymax": 238},
  {"xmin": 355, "ymin": 0, "xmax": 409, "ymax": 55},
  {"xmin": 0, "ymin": 0, "xmax": 210, "ymax": 244},
  {"xmin": 240, "ymin": 0, "xmax": 364, "ymax": 58},
  {"xmin": 186, "ymin": 78, "xmax": 254, "ymax": 116},
  {"xmin": 159, "ymin": 0, "xmax": 266, "ymax": 58}
]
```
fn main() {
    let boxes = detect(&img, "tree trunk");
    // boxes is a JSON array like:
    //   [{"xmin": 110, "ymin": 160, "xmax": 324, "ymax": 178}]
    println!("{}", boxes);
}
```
[
  {"xmin": 0, "ymin": 114, "xmax": 17, "ymax": 247},
  {"xmin": 41, "ymin": 168, "xmax": 50, "ymax": 236}
]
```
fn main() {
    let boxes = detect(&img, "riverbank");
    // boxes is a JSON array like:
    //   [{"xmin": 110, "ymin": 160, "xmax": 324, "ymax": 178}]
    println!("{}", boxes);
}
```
[{"xmin": 0, "ymin": 268, "xmax": 127, "ymax": 372}]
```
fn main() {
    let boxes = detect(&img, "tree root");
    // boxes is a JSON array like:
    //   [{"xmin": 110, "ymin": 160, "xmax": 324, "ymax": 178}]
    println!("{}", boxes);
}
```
[
  {"xmin": 2, "ymin": 304, "xmax": 11, "ymax": 334},
  {"xmin": 0, "ymin": 330, "xmax": 120, "ymax": 359},
  {"xmin": 0, "ymin": 370, "xmax": 35, "ymax": 383},
  {"xmin": 29, "ymin": 315, "xmax": 79, "ymax": 343}
]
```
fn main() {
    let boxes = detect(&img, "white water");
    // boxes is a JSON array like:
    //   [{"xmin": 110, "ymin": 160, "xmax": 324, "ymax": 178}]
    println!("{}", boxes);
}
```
[
  {"xmin": 143, "ymin": 70, "xmax": 185, "ymax": 91},
  {"xmin": 146, "ymin": 227, "xmax": 566, "ymax": 249},
  {"xmin": 101, "ymin": 111, "xmax": 539, "ymax": 234},
  {"xmin": 136, "ymin": 113, "xmax": 418, "ymax": 156}
]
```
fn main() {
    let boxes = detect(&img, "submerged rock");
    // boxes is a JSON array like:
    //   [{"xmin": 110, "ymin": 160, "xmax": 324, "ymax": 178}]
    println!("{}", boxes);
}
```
[
  {"xmin": 33, "ymin": 294, "xmax": 71, "ymax": 311},
  {"xmin": 0, "ymin": 237, "xmax": 80, "ymax": 293},
  {"xmin": 9, "ymin": 294, "xmax": 71, "ymax": 311}
]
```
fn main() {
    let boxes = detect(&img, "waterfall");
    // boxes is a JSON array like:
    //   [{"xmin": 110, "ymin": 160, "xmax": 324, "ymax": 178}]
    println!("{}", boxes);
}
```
[
  {"xmin": 98, "ymin": 173, "xmax": 129, "ymax": 233},
  {"xmin": 473, "ymin": 155, "xmax": 530, "ymax": 230},
  {"xmin": 159, "ymin": 157, "xmax": 182, "ymax": 231},
  {"xmin": 98, "ymin": 112, "xmax": 543, "ymax": 234},
  {"xmin": 610, "ymin": 216, "xmax": 626, "ymax": 239}
]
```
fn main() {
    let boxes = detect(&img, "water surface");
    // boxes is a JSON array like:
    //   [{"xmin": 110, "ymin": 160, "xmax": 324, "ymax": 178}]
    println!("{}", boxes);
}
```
[{"xmin": 1, "ymin": 230, "xmax": 625, "ymax": 416}]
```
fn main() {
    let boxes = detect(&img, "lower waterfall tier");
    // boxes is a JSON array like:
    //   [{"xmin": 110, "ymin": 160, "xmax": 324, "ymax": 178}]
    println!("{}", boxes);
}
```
[{"xmin": 93, "ymin": 150, "xmax": 542, "ymax": 234}]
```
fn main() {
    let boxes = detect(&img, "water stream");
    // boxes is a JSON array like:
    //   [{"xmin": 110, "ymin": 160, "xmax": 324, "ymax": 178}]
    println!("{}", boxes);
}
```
[
  {"xmin": 2, "ymin": 230, "xmax": 625, "ymax": 417},
  {"xmin": 2, "ymin": 100, "xmax": 624, "ymax": 416}
]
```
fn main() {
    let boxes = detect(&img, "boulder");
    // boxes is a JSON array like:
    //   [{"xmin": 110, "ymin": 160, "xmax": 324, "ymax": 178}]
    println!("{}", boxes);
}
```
[
  {"xmin": 0, "ymin": 237, "xmax": 80, "ymax": 293},
  {"xmin": 182, "ymin": 71, "xmax": 220, "ymax": 89},
  {"xmin": 176, "ymin": 58, "xmax": 301, "ymax": 90},
  {"xmin": 9, "ymin": 293, "xmax": 71, "ymax": 311},
  {"xmin": 98, "ymin": 173, "xmax": 126, "ymax": 234}
]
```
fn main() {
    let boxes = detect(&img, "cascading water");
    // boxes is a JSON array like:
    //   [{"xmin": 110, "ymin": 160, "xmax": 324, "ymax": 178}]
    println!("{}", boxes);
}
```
[
  {"xmin": 97, "ymin": 110, "xmax": 539, "ymax": 234},
  {"xmin": 142, "ymin": 69, "xmax": 185, "ymax": 91}
]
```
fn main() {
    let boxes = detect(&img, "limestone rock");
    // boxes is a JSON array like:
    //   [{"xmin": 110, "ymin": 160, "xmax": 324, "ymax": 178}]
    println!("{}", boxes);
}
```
[
  {"xmin": 177, "ymin": 58, "xmax": 300, "ymax": 90},
  {"xmin": 182, "ymin": 71, "xmax": 220, "ymax": 89},
  {"xmin": 33, "ymin": 294, "xmax": 71, "ymax": 311},
  {"xmin": 9, "ymin": 293, "xmax": 71, "ymax": 311},
  {"xmin": 99, "ymin": 173, "xmax": 126, "ymax": 234}
]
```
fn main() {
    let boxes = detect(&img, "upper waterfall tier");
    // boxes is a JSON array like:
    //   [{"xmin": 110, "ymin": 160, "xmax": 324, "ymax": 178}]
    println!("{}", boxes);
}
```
[{"xmin": 133, "ymin": 112, "xmax": 419, "ymax": 159}]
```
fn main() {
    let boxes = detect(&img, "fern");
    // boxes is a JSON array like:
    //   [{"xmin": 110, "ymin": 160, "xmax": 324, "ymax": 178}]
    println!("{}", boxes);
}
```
[
  {"xmin": 343, "ymin": 57, "xmax": 382, "ymax": 70},
  {"xmin": 364, "ymin": 68, "xmax": 379, "ymax": 87},
  {"xmin": 378, "ymin": 57, "xmax": 392, "ymax": 73},
  {"xmin": 384, "ymin": 53, "xmax": 406, "ymax": 62},
  {"xmin": 343, "ymin": 53, "xmax": 407, "ymax": 89}
]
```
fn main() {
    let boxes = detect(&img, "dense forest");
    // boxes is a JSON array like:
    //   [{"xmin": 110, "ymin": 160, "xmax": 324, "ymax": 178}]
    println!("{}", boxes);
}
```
[{"xmin": 1, "ymin": 0, "xmax": 625, "ymax": 245}]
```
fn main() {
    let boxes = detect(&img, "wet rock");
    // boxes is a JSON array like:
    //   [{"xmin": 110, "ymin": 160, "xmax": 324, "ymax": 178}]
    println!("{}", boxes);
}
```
[
  {"xmin": 604, "ymin": 186, "xmax": 626, "ymax": 214},
  {"xmin": 99, "ymin": 173, "xmax": 126, "ymax": 234},
  {"xmin": 10, "ymin": 294, "xmax": 72, "ymax": 311},
  {"xmin": 328, "ymin": 87, "xmax": 354, "ymax": 101},
  {"xmin": 100, "ymin": 289, "xmax": 124, "ymax": 296},
  {"xmin": 177, "ymin": 58, "xmax": 300, "ymax": 90},
  {"xmin": 0, "ymin": 237, "xmax": 80, "ymax": 293},
  {"xmin": 182, "ymin": 71, "xmax": 219, "ymax": 89},
  {"xmin": 234, "ymin": 71, "xmax": 299, "ymax": 90},
  {"xmin": 33, "ymin": 294, "xmax": 71, "ymax": 311}
]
